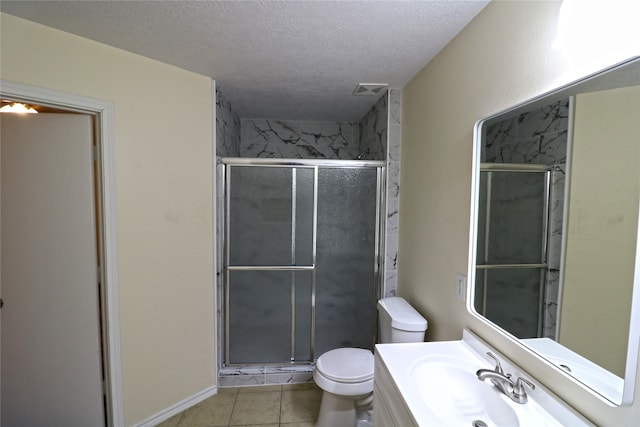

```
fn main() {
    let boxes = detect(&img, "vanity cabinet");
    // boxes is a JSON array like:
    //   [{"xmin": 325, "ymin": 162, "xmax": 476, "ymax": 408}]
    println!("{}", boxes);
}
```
[{"xmin": 373, "ymin": 352, "xmax": 418, "ymax": 427}]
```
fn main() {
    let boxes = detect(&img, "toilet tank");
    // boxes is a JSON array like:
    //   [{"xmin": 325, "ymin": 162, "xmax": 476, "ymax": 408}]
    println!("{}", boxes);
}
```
[{"xmin": 377, "ymin": 297, "xmax": 428, "ymax": 343}]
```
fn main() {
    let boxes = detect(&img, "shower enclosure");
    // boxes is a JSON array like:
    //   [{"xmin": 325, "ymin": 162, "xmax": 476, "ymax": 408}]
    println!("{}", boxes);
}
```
[
  {"xmin": 475, "ymin": 164, "xmax": 551, "ymax": 338},
  {"xmin": 222, "ymin": 158, "xmax": 385, "ymax": 366}
]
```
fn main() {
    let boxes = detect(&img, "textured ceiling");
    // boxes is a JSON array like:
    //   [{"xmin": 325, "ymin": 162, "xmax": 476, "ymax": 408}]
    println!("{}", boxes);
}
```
[{"xmin": 1, "ymin": 1, "xmax": 489, "ymax": 121}]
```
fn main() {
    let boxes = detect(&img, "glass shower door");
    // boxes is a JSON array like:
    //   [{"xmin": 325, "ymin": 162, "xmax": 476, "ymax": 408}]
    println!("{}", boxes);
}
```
[
  {"xmin": 315, "ymin": 167, "xmax": 379, "ymax": 355},
  {"xmin": 226, "ymin": 166, "xmax": 315, "ymax": 364},
  {"xmin": 224, "ymin": 162, "xmax": 383, "ymax": 366},
  {"xmin": 475, "ymin": 169, "xmax": 550, "ymax": 338}
]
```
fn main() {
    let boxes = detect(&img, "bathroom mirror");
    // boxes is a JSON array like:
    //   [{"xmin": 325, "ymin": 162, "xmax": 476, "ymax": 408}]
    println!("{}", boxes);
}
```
[{"xmin": 469, "ymin": 56, "xmax": 640, "ymax": 406}]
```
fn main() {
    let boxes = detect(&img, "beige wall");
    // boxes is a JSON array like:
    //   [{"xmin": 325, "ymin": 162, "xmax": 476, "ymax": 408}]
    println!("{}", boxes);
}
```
[
  {"xmin": 1, "ymin": 13, "xmax": 215, "ymax": 425},
  {"xmin": 560, "ymin": 86, "xmax": 640, "ymax": 377},
  {"xmin": 400, "ymin": 1, "xmax": 639, "ymax": 425}
]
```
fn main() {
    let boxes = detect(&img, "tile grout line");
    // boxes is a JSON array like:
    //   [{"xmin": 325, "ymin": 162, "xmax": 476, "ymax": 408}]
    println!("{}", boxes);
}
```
[
  {"xmin": 279, "ymin": 387, "xmax": 283, "ymax": 426},
  {"xmin": 227, "ymin": 389, "xmax": 239, "ymax": 427}
]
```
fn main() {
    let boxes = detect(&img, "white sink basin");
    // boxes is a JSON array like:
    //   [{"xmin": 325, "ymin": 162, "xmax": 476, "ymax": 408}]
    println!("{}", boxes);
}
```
[
  {"xmin": 375, "ymin": 330, "xmax": 594, "ymax": 427},
  {"xmin": 410, "ymin": 355, "xmax": 519, "ymax": 426}
]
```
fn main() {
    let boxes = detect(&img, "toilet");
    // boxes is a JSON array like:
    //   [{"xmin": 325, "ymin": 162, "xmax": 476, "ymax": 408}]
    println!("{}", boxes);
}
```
[{"xmin": 313, "ymin": 297, "xmax": 428, "ymax": 427}]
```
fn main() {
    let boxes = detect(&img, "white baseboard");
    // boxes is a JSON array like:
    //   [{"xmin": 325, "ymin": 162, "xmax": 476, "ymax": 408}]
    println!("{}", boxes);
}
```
[{"xmin": 133, "ymin": 385, "xmax": 218, "ymax": 427}]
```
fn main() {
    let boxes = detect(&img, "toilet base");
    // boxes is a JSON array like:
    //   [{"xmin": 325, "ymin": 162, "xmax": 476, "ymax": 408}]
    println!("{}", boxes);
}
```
[{"xmin": 315, "ymin": 391, "xmax": 373, "ymax": 427}]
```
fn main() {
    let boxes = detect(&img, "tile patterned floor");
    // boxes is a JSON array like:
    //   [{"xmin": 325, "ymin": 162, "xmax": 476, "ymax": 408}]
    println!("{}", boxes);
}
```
[{"xmin": 156, "ymin": 383, "xmax": 322, "ymax": 427}]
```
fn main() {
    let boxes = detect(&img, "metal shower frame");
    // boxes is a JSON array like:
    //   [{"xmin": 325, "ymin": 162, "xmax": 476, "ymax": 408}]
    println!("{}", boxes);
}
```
[
  {"xmin": 476, "ymin": 162, "xmax": 552, "ymax": 337},
  {"xmin": 221, "ymin": 157, "xmax": 386, "ymax": 367}
]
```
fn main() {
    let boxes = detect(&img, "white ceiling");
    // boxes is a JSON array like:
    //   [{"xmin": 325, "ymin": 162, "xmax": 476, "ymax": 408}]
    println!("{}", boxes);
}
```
[{"xmin": 1, "ymin": 1, "xmax": 489, "ymax": 121}]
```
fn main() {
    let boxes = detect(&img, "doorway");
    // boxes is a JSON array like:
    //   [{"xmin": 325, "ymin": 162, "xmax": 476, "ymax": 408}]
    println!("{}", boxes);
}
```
[
  {"xmin": 0, "ymin": 82, "xmax": 123, "ymax": 426},
  {"xmin": 1, "ymin": 111, "xmax": 106, "ymax": 426}
]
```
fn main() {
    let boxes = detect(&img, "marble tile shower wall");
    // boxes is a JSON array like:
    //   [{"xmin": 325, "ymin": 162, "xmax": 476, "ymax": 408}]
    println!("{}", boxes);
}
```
[
  {"xmin": 216, "ymin": 86, "xmax": 241, "ymax": 158},
  {"xmin": 240, "ymin": 119, "xmax": 361, "ymax": 159},
  {"xmin": 484, "ymin": 99, "xmax": 569, "ymax": 339},
  {"xmin": 385, "ymin": 90, "xmax": 402, "ymax": 298},
  {"xmin": 358, "ymin": 92, "xmax": 388, "ymax": 160},
  {"xmin": 356, "ymin": 91, "xmax": 400, "ymax": 298}
]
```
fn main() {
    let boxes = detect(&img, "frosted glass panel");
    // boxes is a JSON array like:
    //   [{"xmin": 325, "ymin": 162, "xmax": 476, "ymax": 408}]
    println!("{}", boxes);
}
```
[
  {"xmin": 294, "ymin": 168, "xmax": 314, "ymax": 266},
  {"xmin": 478, "ymin": 171, "xmax": 546, "ymax": 265},
  {"xmin": 229, "ymin": 167, "xmax": 293, "ymax": 266},
  {"xmin": 476, "ymin": 173, "xmax": 488, "ymax": 262},
  {"xmin": 484, "ymin": 268, "xmax": 542, "ymax": 338},
  {"xmin": 229, "ymin": 270, "xmax": 291, "ymax": 364},
  {"xmin": 294, "ymin": 271, "xmax": 313, "ymax": 361},
  {"xmin": 474, "ymin": 267, "xmax": 485, "ymax": 313},
  {"xmin": 315, "ymin": 168, "xmax": 378, "ymax": 355}
]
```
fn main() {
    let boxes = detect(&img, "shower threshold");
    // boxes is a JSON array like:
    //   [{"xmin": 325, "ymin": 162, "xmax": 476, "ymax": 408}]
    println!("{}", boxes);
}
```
[{"xmin": 218, "ymin": 363, "xmax": 315, "ymax": 388}]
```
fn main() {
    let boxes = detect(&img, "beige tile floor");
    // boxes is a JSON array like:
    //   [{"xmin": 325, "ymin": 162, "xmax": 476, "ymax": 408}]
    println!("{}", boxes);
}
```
[{"xmin": 156, "ymin": 383, "xmax": 322, "ymax": 427}]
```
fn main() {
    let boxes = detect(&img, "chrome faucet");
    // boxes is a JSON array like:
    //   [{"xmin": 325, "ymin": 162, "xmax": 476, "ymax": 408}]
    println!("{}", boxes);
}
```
[{"xmin": 476, "ymin": 352, "xmax": 535, "ymax": 404}]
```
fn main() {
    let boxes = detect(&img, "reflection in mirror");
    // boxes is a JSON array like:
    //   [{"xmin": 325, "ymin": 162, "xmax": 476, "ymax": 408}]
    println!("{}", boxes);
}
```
[
  {"xmin": 476, "ymin": 99, "xmax": 568, "ymax": 340},
  {"xmin": 470, "ymin": 57, "xmax": 640, "ymax": 406}
]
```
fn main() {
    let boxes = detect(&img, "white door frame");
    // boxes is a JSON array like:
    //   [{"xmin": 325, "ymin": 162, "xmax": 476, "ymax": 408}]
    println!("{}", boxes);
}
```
[{"xmin": 0, "ymin": 80, "xmax": 124, "ymax": 426}]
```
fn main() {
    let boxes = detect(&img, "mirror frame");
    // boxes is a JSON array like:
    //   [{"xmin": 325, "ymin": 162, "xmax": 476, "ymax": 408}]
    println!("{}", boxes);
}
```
[{"xmin": 467, "ymin": 56, "xmax": 640, "ymax": 406}]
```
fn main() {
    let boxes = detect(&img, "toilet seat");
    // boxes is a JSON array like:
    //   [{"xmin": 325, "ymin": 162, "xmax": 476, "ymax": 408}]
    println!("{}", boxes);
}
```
[
  {"xmin": 313, "ymin": 348, "xmax": 374, "ymax": 397},
  {"xmin": 315, "ymin": 348, "xmax": 374, "ymax": 383}
]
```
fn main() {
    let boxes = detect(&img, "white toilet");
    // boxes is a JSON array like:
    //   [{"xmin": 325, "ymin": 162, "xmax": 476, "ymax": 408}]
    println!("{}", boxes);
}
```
[{"xmin": 313, "ymin": 297, "xmax": 428, "ymax": 427}]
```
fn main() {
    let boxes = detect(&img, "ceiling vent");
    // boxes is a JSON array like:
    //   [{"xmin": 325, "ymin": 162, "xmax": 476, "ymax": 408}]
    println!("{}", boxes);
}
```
[{"xmin": 352, "ymin": 83, "xmax": 388, "ymax": 96}]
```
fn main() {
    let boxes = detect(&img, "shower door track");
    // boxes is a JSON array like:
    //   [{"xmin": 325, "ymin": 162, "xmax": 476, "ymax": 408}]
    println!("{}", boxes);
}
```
[
  {"xmin": 221, "ymin": 157, "xmax": 385, "ymax": 168},
  {"xmin": 227, "ymin": 266, "xmax": 315, "ymax": 271},
  {"xmin": 222, "ymin": 158, "xmax": 385, "ymax": 368}
]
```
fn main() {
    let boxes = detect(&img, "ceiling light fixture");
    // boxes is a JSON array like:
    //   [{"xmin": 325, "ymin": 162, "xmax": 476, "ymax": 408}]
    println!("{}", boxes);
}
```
[{"xmin": 0, "ymin": 102, "xmax": 38, "ymax": 113}]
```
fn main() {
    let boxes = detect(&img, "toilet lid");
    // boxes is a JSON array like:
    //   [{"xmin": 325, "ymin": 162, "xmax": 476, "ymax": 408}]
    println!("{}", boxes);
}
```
[{"xmin": 316, "ymin": 348, "xmax": 374, "ymax": 383}]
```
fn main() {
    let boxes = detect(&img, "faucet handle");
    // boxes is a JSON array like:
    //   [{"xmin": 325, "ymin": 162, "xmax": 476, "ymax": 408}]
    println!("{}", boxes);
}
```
[
  {"xmin": 513, "ymin": 377, "xmax": 536, "ymax": 400},
  {"xmin": 486, "ymin": 352, "xmax": 504, "ymax": 374}
]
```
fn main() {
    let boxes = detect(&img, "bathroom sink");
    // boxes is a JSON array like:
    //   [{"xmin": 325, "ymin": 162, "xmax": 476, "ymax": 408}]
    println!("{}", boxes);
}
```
[
  {"xmin": 410, "ymin": 356, "xmax": 520, "ymax": 426},
  {"xmin": 374, "ymin": 330, "xmax": 594, "ymax": 427}
]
